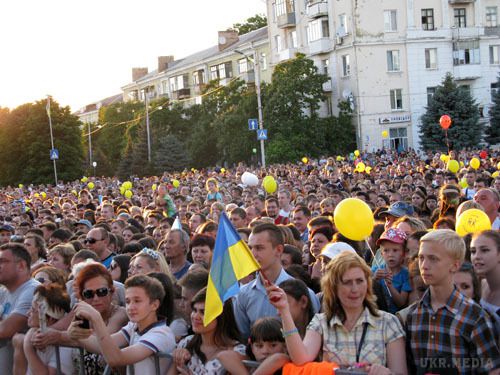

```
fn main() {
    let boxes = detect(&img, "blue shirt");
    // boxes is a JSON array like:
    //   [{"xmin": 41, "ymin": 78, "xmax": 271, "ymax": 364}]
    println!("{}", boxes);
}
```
[
  {"xmin": 233, "ymin": 268, "xmax": 320, "ymax": 340},
  {"xmin": 173, "ymin": 261, "xmax": 192, "ymax": 280},
  {"xmin": 371, "ymin": 264, "xmax": 412, "ymax": 314}
]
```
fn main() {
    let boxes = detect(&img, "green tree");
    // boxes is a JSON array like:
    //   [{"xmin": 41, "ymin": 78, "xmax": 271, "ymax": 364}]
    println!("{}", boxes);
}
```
[
  {"xmin": 153, "ymin": 134, "xmax": 191, "ymax": 174},
  {"xmin": 232, "ymin": 14, "xmax": 267, "ymax": 35},
  {"xmin": 0, "ymin": 99, "xmax": 83, "ymax": 185},
  {"xmin": 486, "ymin": 74, "xmax": 500, "ymax": 145},
  {"xmin": 420, "ymin": 73, "xmax": 481, "ymax": 151}
]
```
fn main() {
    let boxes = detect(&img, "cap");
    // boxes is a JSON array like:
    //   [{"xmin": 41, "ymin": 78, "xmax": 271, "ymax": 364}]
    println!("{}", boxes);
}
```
[
  {"xmin": 0, "ymin": 224, "xmax": 14, "ymax": 233},
  {"xmin": 320, "ymin": 242, "xmax": 357, "ymax": 260},
  {"xmin": 76, "ymin": 219, "xmax": 92, "ymax": 229},
  {"xmin": 379, "ymin": 201, "xmax": 414, "ymax": 218},
  {"xmin": 377, "ymin": 228, "xmax": 408, "ymax": 246}
]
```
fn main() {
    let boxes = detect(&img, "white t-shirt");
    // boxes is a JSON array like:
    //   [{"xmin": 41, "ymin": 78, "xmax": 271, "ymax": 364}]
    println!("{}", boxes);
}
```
[
  {"xmin": 26, "ymin": 345, "xmax": 73, "ymax": 375},
  {"xmin": 120, "ymin": 320, "xmax": 175, "ymax": 375}
]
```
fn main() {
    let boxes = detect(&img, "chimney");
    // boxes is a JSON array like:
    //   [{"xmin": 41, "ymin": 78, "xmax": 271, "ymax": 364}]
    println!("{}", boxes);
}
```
[
  {"xmin": 158, "ymin": 56, "xmax": 174, "ymax": 72},
  {"xmin": 132, "ymin": 67, "xmax": 148, "ymax": 81},
  {"xmin": 218, "ymin": 30, "xmax": 239, "ymax": 51}
]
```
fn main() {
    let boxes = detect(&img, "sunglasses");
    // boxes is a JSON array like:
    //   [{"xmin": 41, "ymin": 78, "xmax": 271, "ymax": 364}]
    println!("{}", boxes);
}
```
[
  {"xmin": 82, "ymin": 287, "xmax": 110, "ymax": 299},
  {"xmin": 84, "ymin": 237, "xmax": 101, "ymax": 244},
  {"xmin": 35, "ymin": 277, "xmax": 46, "ymax": 284}
]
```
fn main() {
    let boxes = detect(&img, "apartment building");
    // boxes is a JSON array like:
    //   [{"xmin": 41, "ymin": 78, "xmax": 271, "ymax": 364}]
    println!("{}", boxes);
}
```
[
  {"xmin": 121, "ymin": 27, "xmax": 271, "ymax": 107},
  {"xmin": 266, "ymin": 0, "xmax": 500, "ymax": 151},
  {"xmin": 76, "ymin": 94, "xmax": 123, "ymax": 124}
]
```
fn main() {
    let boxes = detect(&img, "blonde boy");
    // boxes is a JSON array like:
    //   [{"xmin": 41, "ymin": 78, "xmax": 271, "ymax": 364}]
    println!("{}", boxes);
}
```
[{"xmin": 404, "ymin": 230, "xmax": 500, "ymax": 374}]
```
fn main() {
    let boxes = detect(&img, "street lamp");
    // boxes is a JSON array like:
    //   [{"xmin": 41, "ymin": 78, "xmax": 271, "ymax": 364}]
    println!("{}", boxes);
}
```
[{"xmin": 235, "ymin": 49, "xmax": 266, "ymax": 168}]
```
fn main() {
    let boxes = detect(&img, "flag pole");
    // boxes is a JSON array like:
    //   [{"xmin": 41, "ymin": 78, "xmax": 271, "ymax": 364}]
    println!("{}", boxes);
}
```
[{"xmin": 47, "ymin": 95, "xmax": 58, "ymax": 185}]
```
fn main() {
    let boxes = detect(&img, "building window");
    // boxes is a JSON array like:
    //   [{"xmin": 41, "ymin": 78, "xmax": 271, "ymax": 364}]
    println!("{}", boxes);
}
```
[
  {"xmin": 486, "ymin": 7, "xmax": 498, "ymax": 27},
  {"xmin": 192, "ymin": 70, "xmax": 204, "ymax": 86},
  {"xmin": 453, "ymin": 40, "xmax": 480, "ymax": 65},
  {"xmin": 261, "ymin": 52, "xmax": 268, "ymax": 70},
  {"xmin": 492, "ymin": 82, "xmax": 500, "ymax": 101},
  {"xmin": 342, "ymin": 55, "xmax": 350, "ymax": 76},
  {"xmin": 162, "ymin": 81, "xmax": 169, "ymax": 94},
  {"xmin": 421, "ymin": 9, "xmax": 434, "ymax": 30},
  {"xmin": 275, "ymin": 35, "xmax": 283, "ymax": 51},
  {"xmin": 307, "ymin": 18, "xmax": 329, "ymax": 42},
  {"xmin": 389, "ymin": 127, "xmax": 408, "ymax": 152},
  {"xmin": 325, "ymin": 94, "xmax": 333, "ymax": 116},
  {"xmin": 427, "ymin": 87, "xmax": 436, "ymax": 105},
  {"xmin": 425, "ymin": 48, "xmax": 438, "ymax": 69},
  {"xmin": 322, "ymin": 58, "xmax": 329, "ymax": 75},
  {"xmin": 387, "ymin": 50, "xmax": 400, "ymax": 71},
  {"xmin": 454, "ymin": 8, "xmax": 466, "ymax": 28},
  {"xmin": 238, "ymin": 58, "xmax": 249, "ymax": 73},
  {"xmin": 290, "ymin": 30, "xmax": 297, "ymax": 48},
  {"xmin": 384, "ymin": 10, "xmax": 397, "ymax": 32},
  {"xmin": 275, "ymin": 0, "xmax": 294, "ymax": 17},
  {"xmin": 338, "ymin": 14, "xmax": 348, "ymax": 35},
  {"xmin": 390, "ymin": 89, "xmax": 403, "ymax": 110},
  {"xmin": 490, "ymin": 45, "xmax": 500, "ymax": 64}
]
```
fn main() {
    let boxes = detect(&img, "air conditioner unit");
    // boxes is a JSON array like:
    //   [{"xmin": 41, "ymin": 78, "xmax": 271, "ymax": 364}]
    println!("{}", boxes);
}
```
[{"xmin": 336, "ymin": 36, "xmax": 343, "ymax": 45}]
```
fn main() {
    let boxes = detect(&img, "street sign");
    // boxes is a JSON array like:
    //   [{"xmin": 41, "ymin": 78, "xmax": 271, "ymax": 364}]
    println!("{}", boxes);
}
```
[
  {"xmin": 248, "ymin": 118, "xmax": 258, "ymax": 131},
  {"xmin": 257, "ymin": 129, "xmax": 268, "ymax": 140},
  {"xmin": 50, "ymin": 149, "xmax": 59, "ymax": 160}
]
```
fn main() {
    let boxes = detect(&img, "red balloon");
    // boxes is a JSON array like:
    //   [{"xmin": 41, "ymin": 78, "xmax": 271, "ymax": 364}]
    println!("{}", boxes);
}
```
[
  {"xmin": 440, "ymin": 115, "xmax": 451, "ymax": 130},
  {"xmin": 479, "ymin": 151, "xmax": 487, "ymax": 159}
]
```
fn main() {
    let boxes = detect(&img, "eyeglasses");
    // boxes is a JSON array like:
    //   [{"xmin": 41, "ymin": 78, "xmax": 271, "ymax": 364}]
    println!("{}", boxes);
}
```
[
  {"xmin": 84, "ymin": 237, "xmax": 101, "ymax": 244},
  {"xmin": 82, "ymin": 287, "xmax": 110, "ymax": 299}
]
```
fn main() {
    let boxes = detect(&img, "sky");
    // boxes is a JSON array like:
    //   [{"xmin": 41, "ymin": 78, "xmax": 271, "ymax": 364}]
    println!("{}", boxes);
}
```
[{"xmin": 0, "ymin": 0, "xmax": 267, "ymax": 112}]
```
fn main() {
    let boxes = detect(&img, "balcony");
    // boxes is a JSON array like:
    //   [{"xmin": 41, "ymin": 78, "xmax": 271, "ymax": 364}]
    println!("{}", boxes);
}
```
[
  {"xmin": 452, "ymin": 64, "xmax": 481, "ymax": 80},
  {"xmin": 449, "ymin": 0, "xmax": 475, "ymax": 3},
  {"xmin": 485, "ymin": 26, "xmax": 500, "ymax": 37},
  {"xmin": 278, "ymin": 12, "xmax": 296, "ymax": 28},
  {"xmin": 452, "ymin": 26, "xmax": 484, "ymax": 39},
  {"xmin": 278, "ymin": 47, "xmax": 298, "ymax": 61},
  {"xmin": 309, "ymin": 37, "xmax": 333, "ymax": 55},
  {"xmin": 306, "ymin": 1, "xmax": 328, "ymax": 18},
  {"xmin": 171, "ymin": 88, "xmax": 191, "ymax": 100}
]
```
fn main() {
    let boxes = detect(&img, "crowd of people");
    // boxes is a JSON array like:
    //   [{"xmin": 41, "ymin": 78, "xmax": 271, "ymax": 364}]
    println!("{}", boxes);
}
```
[{"xmin": 0, "ymin": 147, "xmax": 499, "ymax": 374}]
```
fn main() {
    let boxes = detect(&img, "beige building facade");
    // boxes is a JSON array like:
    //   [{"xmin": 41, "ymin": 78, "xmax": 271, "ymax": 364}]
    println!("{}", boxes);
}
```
[{"xmin": 266, "ymin": 0, "xmax": 500, "ymax": 151}]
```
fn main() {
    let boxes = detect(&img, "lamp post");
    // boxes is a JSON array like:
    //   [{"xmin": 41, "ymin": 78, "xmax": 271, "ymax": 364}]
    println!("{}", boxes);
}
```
[
  {"xmin": 144, "ymin": 89, "xmax": 152, "ymax": 162},
  {"xmin": 235, "ymin": 49, "xmax": 266, "ymax": 168},
  {"xmin": 87, "ymin": 122, "xmax": 93, "ymax": 168}
]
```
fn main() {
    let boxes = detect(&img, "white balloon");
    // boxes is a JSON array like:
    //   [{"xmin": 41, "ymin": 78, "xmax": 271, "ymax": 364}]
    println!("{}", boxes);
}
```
[{"xmin": 241, "ymin": 172, "xmax": 259, "ymax": 186}]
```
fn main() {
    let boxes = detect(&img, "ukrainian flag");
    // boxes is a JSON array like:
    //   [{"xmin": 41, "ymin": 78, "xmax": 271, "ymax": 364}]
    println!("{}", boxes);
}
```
[{"xmin": 204, "ymin": 212, "xmax": 260, "ymax": 326}]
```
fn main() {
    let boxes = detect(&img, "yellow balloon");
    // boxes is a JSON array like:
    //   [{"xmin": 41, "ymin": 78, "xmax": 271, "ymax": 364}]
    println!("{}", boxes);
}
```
[
  {"xmin": 120, "ymin": 186, "xmax": 125, "ymax": 195},
  {"xmin": 456, "ymin": 209, "xmax": 491, "ymax": 237},
  {"xmin": 87, "ymin": 182, "xmax": 95, "ymax": 190},
  {"xmin": 447, "ymin": 160, "xmax": 459, "ymax": 174},
  {"xmin": 172, "ymin": 179, "xmax": 180, "ymax": 188},
  {"xmin": 18, "ymin": 184, "xmax": 23, "ymax": 188},
  {"xmin": 354, "ymin": 150, "xmax": 360, "ymax": 157},
  {"xmin": 459, "ymin": 178, "xmax": 468, "ymax": 189},
  {"xmin": 81, "ymin": 176, "xmax": 88, "ymax": 183},
  {"xmin": 381, "ymin": 130, "xmax": 388, "ymax": 138},
  {"xmin": 356, "ymin": 162, "xmax": 366, "ymax": 173},
  {"xmin": 152, "ymin": 184, "xmax": 157, "ymax": 191},
  {"xmin": 124, "ymin": 190, "xmax": 133, "ymax": 199},
  {"xmin": 334, "ymin": 198, "xmax": 374, "ymax": 241},
  {"xmin": 71, "ymin": 189, "xmax": 77, "ymax": 196},
  {"xmin": 122, "ymin": 181, "xmax": 133, "ymax": 190},
  {"xmin": 221, "ymin": 168, "xmax": 226, "ymax": 173},
  {"xmin": 492, "ymin": 171, "xmax": 499, "ymax": 178},
  {"xmin": 41, "ymin": 192, "xmax": 47, "ymax": 199},
  {"xmin": 460, "ymin": 161, "xmax": 464, "ymax": 168},
  {"xmin": 34, "ymin": 193, "xmax": 40, "ymax": 198},
  {"xmin": 263, "ymin": 176, "xmax": 278, "ymax": 194},
  {"xmin": 497, "ymin": 161, "xmax": 500, "ymax": 170},
  {"xmin": 366, "ymin": 166, "xmax": 372, "ymax": 173},
  {"xmin": 470, "ymin": 158, "xmax": 480, "ymax": 170},
  {"xmin": 302, "ymin": 157, "xmax": 308, "ymax": 164}
]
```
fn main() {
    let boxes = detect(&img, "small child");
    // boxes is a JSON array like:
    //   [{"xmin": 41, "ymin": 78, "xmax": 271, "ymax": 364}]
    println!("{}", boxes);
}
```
[
  {"xmin": 372, "ymin": 227, "xmax": 411, "ymax": 313},
  {"xmin": 218, "ymin": 317, "xmax": 287, "ymax": 374}
]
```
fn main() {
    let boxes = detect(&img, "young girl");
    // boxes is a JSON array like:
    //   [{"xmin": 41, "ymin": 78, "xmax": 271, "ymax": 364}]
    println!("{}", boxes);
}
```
[
  {"xmin": 70, "ymin": 274, "xmax": 176, "ymax": 374},
  {"xmin": 453, "ymin": 262, "xmax": 481, "ymax": 303},
  {"xmin": 206, "ymin": 178, "xmax": 223, "ymax": 202},
  {"xmin": 218, "ymin": 317, "xmax": 288, "ymax": 375}
]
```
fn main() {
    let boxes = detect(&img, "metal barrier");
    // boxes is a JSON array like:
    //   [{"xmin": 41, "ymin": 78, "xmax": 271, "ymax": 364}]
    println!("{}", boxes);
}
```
[{"xmin": 53, "ymin": 345, "xmax": 172, "ymax": 375}]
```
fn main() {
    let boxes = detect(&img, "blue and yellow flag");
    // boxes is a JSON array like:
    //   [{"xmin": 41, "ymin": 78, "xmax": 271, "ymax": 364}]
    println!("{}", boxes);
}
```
[{"xmin": 204, "ymin": 212, "xmax": 260, "ymax": 326}]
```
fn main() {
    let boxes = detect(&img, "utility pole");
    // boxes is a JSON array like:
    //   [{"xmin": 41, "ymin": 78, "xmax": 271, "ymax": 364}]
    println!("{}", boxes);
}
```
[
  {"xmin": 46, "ymin": 95, "xmax": 58, "ymax": 185},
  {"xmin": 145, "ymin": 90, "xmax": 151, "ymax": 162}
]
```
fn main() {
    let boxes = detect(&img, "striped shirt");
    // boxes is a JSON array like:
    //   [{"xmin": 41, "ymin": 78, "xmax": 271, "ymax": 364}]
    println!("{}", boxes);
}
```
[{"xmin": 405, "ymin": 288, "xmax": 500, "ymax": 374}]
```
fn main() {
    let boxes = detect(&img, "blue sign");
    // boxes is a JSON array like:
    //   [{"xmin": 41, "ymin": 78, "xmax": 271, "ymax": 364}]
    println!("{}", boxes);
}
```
[
  {"xmin": 257, "ymin": 129, "xmax": 268, "ymax": 140},
  {"xmin": 248, "ymin": 118, "xmax": 258, "ymax": 131},
  {"xmin": 50, "ymin": 148, "xmax": 59, "ymax": 160}
]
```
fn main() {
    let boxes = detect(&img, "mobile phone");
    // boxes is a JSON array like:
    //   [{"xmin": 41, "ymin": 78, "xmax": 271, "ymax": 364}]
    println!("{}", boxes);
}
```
[{"xmin": 79, "ymin": 318, "xmax": 90, "ymax": 329}]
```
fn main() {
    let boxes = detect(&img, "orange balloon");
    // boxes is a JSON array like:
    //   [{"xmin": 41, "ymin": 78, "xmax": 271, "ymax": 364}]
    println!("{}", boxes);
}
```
[{"xmin": 440, "ymin": 115, "xmax": 451, "ymax": 130}]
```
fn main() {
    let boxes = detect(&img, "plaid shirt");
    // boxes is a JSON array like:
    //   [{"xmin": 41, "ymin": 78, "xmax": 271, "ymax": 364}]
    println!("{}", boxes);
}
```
[{"xmin": 405, "ymin": 288, "xmax": 500, "ymax": 374}]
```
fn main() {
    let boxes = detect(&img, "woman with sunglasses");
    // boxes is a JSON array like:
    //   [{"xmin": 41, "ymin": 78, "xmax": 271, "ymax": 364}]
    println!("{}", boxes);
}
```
[
  {"xmin": 109, "ymin": 254, "xmax": 131, "ymax": 284},
  {"xmin": 71, "ymin": 275, "xmax": 175, "ymax": 374}
]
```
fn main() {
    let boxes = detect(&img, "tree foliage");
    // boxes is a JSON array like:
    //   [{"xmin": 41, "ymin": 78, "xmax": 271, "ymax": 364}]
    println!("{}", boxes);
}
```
[
  {"xmin": 0, "ymin": 99, "xmax": 83, "ymax": 185},
  {"xmin": 232, "ymin": 14, "xmax": 267, "ymax": 35},
  {"xmin": 486, "ymin": 74, "xmax": 500, "ymax": 145},
  {"xmin": 419, "ymin": 73, "xmax": 481, "ymax": 151}
]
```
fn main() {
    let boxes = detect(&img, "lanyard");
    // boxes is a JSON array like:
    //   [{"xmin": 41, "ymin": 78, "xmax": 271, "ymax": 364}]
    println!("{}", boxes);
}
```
[{"xmin": 356, "ymin": 322, "xmax": 369, "ymax": 363}]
